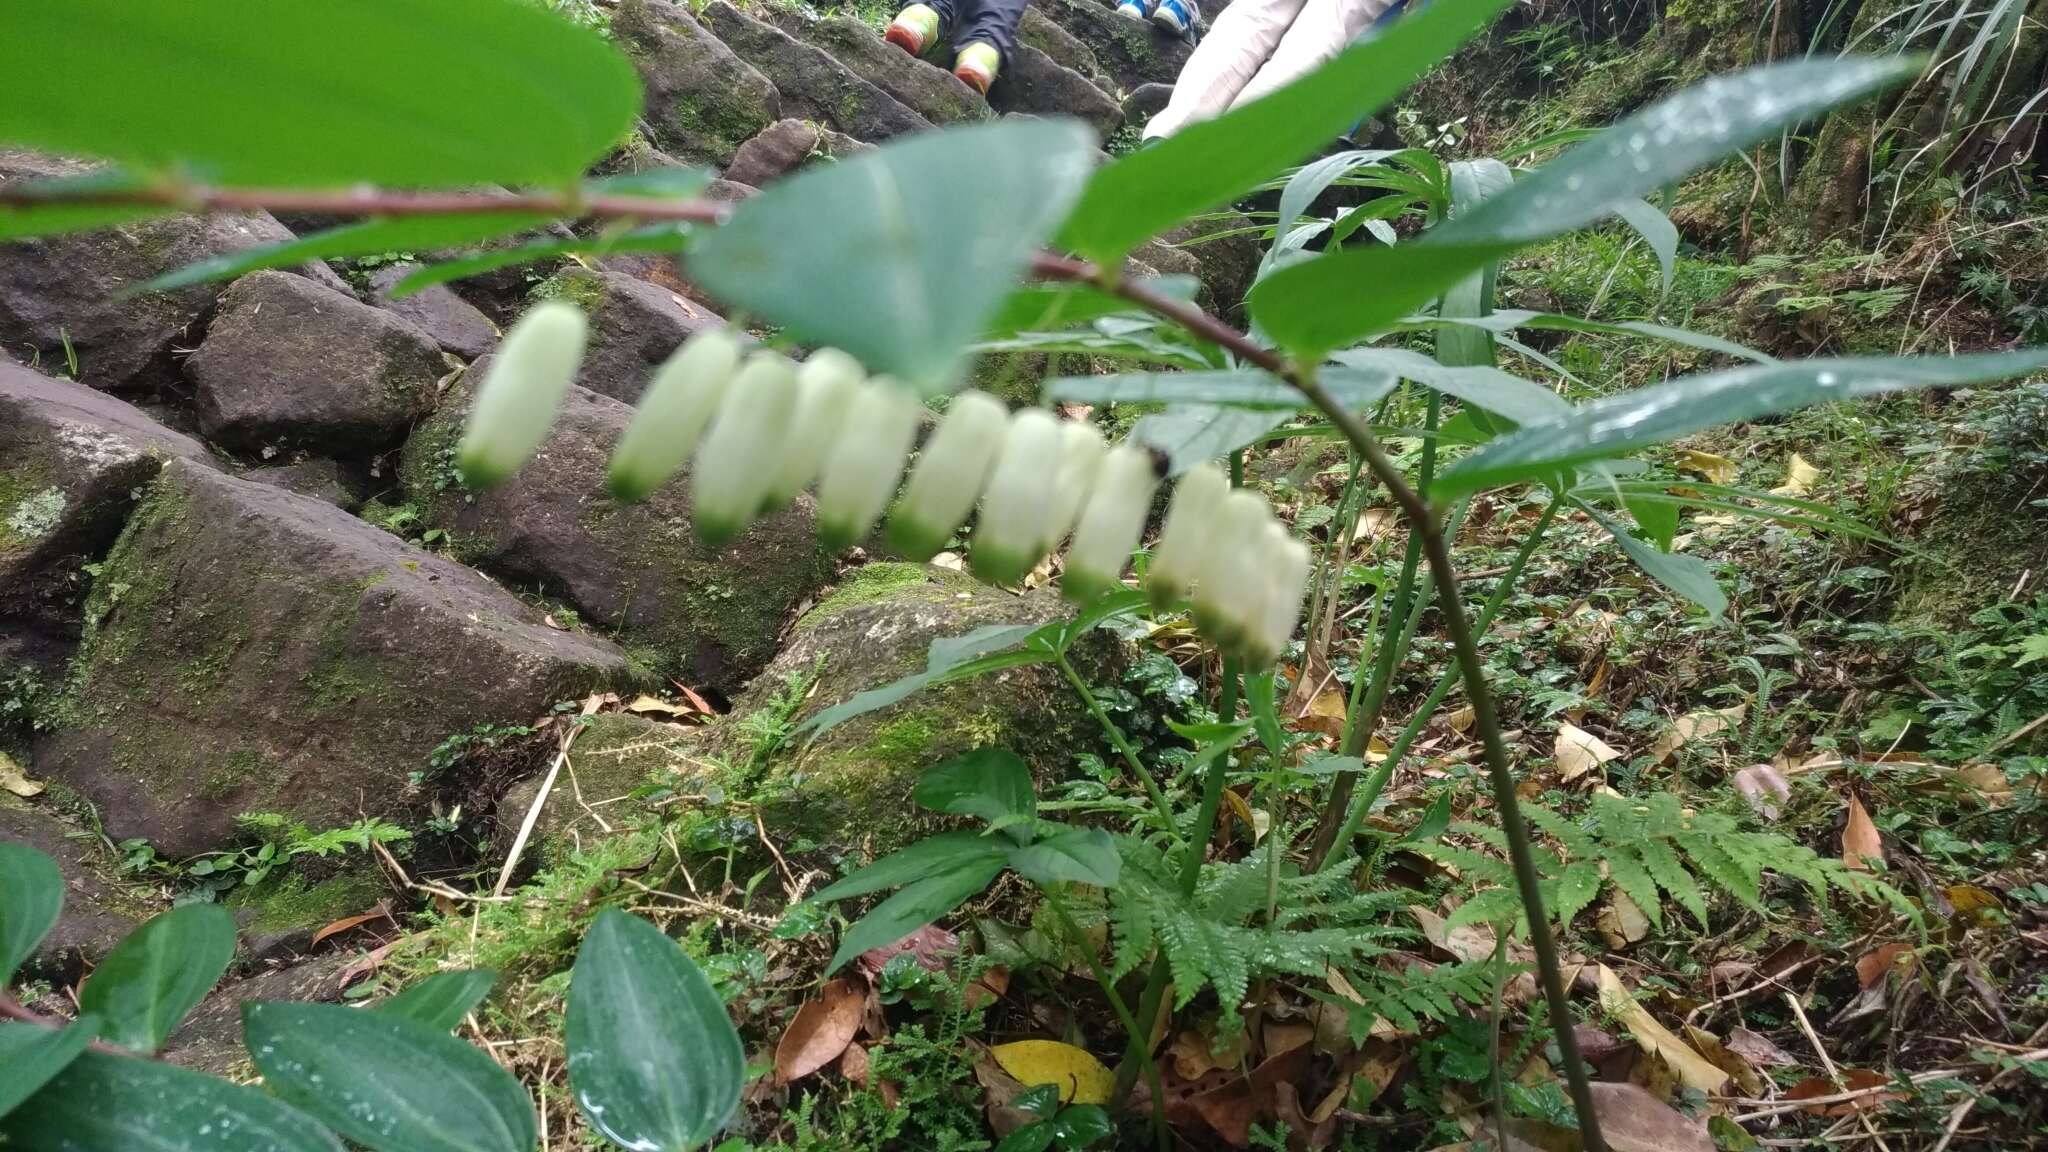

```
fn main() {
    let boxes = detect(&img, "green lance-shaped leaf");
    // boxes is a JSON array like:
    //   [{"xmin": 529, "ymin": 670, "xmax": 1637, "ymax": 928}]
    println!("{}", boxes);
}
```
[
  {"xmin": 0, "ymin": 841, "xmax": 62, "ymax": 985},
  {"xmin": 566, "ymin": 909, "xmax": 743, "ymax": 1152},
  {"xmin": 1007, "ymin": 826, "xmax": 1121, "ymax": 887},
  {"xmin": 375, "ymin": 970, "xmax": 499, "ymax": 1032},
  {"xmin": 798, "ymin": 621, "xmax": 1050, "ymax": 737},
  {"xmin": 1580, "ymin": 501, "xmax": 1727, "ymax": 618},
  {"xmin": 827, "ymin": 855, "xmax": 1007, "ymax": 974},
  {"xmin": 914, "ymin": 748, "xmax": 1039, "ymax": 842},
  {"xmin": 455, "ymin": 300, "xmax": 590, "ymax": 490},
  {"xmin": 138, "ymin": 213, "xmax": 556, "ymax": 294},
  {"xmin": 811, "ymin": 831, "xmax": 1014, "ymax": 904},
  {"xmin": 0, "ymin": 0, "xmax": 638, "ymax": 188},
  {"xmin": 244, "ymin": 1001, "xmax": 536, "ymax": 1152},
  {"xmin": 1057, "ymin": 0, "xmax": 1515, "ymax": 263},
  {"xmin": 1439, "ymin": 349, "xmax": 2048, "ymax": 498},
  {"xmin": 0, "ymin": 1018, "xmax": 97, "ymax": 1121},
  {"xmin": 0, "ymin": 1047, "xmax": 344, "ymax": 1152},
  {"xmin": 690, "ymin": 119, "xmax": 1096, "ymax": 395},
  {"xmin": 78, "ymin": 902, "xmax": 235, "ymax": 1054}
]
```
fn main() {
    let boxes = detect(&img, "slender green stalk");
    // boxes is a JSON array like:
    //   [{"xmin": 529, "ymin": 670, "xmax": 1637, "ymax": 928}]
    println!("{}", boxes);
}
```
[
  {"xmin": 1043, "ymin": 888, "xmax": 1168, "ymax": 1152},
  {"xmin": 1318, "ymin": 495, "xmax": 1562, "ymax": 868},
  {"xmin": 1057, "ymin": 652, "xmax": 1179, "ymax": 846}
]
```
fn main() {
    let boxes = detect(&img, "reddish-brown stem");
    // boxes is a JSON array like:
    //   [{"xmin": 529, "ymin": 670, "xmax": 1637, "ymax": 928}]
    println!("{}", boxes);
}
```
[
  {"xmin": 0, "ymin": 182, "xmax": 732, "ymax": 225},
  {"xmin": 0, "ymin": 993, "xmax": 143, "ymax": 1058}
]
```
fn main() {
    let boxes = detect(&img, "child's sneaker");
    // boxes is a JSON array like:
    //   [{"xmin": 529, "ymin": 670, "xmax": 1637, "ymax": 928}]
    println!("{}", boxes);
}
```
[
  {"xmin": 1115, "ymin": 0, "xmax": 1149, "ymax": 19},
  {"xmin": 884, "ymin": 4, "xmax": 940, "ymax": 55},
  {"xmin": 1151, "ymin": 0, "xmax": 1197, "ymax": 33},
  {"xmin": 953, "ymin": 41, "xmax": 1000, "ymax": 94}
]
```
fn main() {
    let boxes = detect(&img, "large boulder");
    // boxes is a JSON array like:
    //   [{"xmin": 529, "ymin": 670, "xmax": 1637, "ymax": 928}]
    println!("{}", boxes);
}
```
[
  {"xmin": 1031, "ymin": 0, "xmax": 1193, "ymax": 88},
  {"xmin": 990, "ymin": 46, "xmax": 1126, "ymax": 136},
  {"xmin": 724, "ymin": 119, "xmax": 872, "ymax": 189},
  {"xmin": 708, "ymin": 563, "xmax": 1123, "ymax": 856},
  {"xmin": 703, "ymin": 2, "xmax": 932, "ymax": 143},
  {"xmin": 0, "ymin": 362, "xmax": 217, "ymax": 668},
  {"xmin": 364, "ymin": 262, "xmax": 499, "ymax": 360},
  {"xmin": 612, "ymin": 0, "xmax": 782, "ymax": 168},
  {"xmin": 537, "ymin": 269, "xmax": 723, "ymax": 403},
  {"xmin": 401, "ymin": 373, "xmax": 833, "ymax": 693},
  {"xmin": 185, "ymin": 271, "xmax": 445, "ymax": 453},
  {"xmin": 34, "ymin": 460, "xmax": 632, "ymax": 858},
  {"xmin": 0, "ymin": 151, "xmax": 323, "ymax": 392},
  {"xmin": 788, "ymin": 14, "xmax": 990, "ymax": 126},
  {"xmin": 1017, "ymin": 8, "xmax": 1111, "ymax": 86},
  {"xmin": 0, "ymin": 796, "xmax": 154, "ymax": 979}
]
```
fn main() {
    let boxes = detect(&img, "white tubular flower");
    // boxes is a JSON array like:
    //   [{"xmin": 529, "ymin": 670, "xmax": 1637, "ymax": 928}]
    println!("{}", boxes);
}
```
[
  {"xmin": 1041, "ymin": 421, "xmax": 1105, "ymax": 551},
  {"xmin": 691, "ymin": 351, "xmax": 799, "ymax": 546},
  {"xmin": 814, "ymin": 378, "xmax": 922, "ymax": 549},
  {"xmin": 970, "ymin": 408, "xmax": 1065, "ymax": 585},
  {"xmin": 1145, "ymin": 462, "xmax": 1230, "ymax": 610},
  {"xmin": 1189, "ymin": 489, "xmax": 1273, "ymax": 654},
  {"xmin": 886, "ymin": 389, "xmax": 1008, "ymax": 562},
  {"xmin": 1062, "ymin": 444, "xmax": 1162, "ymax": 603},
  {"xmin": 607, "ymin": 326, "xmax": 743, "ymax": 503},
  {"xmin": 456, "ymin": 300, "xmax": 588, "ymax": 490},
  {"xmin": 1245, "ymin": 524, "xmax": 1312, "ymax": 668},
  {"xmin": 763, "ymin": 347, "xmax": 865, "ymax": 510}
]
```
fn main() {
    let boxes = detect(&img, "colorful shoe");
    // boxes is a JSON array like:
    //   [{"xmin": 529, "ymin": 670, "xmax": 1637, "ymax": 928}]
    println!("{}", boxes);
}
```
[
  {"xmin": 953, "ymin": 41, "xmax": 1000, "ymax": 94},
  {"xmin": 1151, "ymin": 0, "xmax": 1197, "ymax": 33},
  {"xmin": 884, "ymin": 4, "xmax": 940, "ymax": 56},
  {"xmin": 1115, "ymin": 0, "xmax": 1149, "ymax": 18}
]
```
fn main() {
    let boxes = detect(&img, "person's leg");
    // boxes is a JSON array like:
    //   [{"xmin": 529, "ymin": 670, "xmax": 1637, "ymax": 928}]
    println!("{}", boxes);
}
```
[
  {"xmin": 1230, "ymin": 0, "xmax": 1395, "ymax": 107},
  {"xmin": 1142, "ymin": 0, "xmax": 1307, "ymax": 140},
  {"xmin": 886, "ymin": 0, "xmax": 950, "ymax": 55},
  {"xmin": 949, "ymin": 0, "xmax": 1027, "ymax": 68}
]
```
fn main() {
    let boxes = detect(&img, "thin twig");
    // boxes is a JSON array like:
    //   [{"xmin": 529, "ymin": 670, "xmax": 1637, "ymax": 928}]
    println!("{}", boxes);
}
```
[{"xmin": 1785, "ymin": 991, "xmax": 1893, "ymax": 1152}]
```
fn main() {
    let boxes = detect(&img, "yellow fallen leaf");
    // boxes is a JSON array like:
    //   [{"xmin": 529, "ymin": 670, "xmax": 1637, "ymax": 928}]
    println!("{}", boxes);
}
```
[
  {"xmin": 1648, "ymin": 705, "xmax": 1746, "ymax": 764},
  {"xmin": 0, "ymin": 751, "xmax": 44, "ymax": 798},
  {"xmin": 1596, "ymin": 891, "xmax": 1652, "ymax": 947},
  {"xmin": 1676, "ymin": 449, "xmax": 1736, "ymax": 485},
  {"xmin": 1445, "ymin": 704, "xmax": 1476, "ymax": 734},
  {"xmin": 1555, "ymin": 722, "xmax": 1622, "ymax": 781},
  {"xmin": 1595, "ymin": 964, "xmax": 1731, "ymax": 1095},
  {"xmin": 623, "ymin": 694, "xmax": 685, "ymax": 716},
  {"xmin": 989, "ymin": 1039, "xmax": 1114, "ymax": 1105},
  {"xmin": 1842, "ymin": 792, "xmax": 1883, "ymax": 871},
  {"xmin": 1771, "ymin": 453, "xmax": 1821, "ymax": 497}
]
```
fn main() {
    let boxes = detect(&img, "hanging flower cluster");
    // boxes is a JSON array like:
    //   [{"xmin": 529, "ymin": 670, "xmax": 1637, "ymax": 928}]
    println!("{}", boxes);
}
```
[{"xmin": 455, "ymin": 305, "xmax": 1311, "ymax": 664}]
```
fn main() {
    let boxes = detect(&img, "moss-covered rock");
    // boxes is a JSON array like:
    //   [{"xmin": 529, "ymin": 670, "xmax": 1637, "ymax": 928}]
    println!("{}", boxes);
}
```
[
  {"xmin": 33, "ymin": 460, "xmax": 631, "ymax": 858},
  {"xmin": 710, "ymin": 563, "xmax": 1125, "ymax": 857},
  {"xmin": 492, "ymin": 712, "xmax": 695, "ymax": 867},
  {"xmin": 613, "ymin": 0, "xmax": 783, "ymax": 167},
  {"xmin": 704, "ymin": 2, "xmax": 932, "ymax": 143},
  {"xmin": 532, "ymin": 269, "xmax": 726, "ymax": 403},
  {"xmin": 227, "ymin": 867, "xmax": 388, "ymax": 957},
  {"xmin": 401, "ymin": 376, "xmax": 833, "ymax": 693},
  {"xmin": 1030, "ymin": 0, "xmax": 1191, "ymax": 89}
]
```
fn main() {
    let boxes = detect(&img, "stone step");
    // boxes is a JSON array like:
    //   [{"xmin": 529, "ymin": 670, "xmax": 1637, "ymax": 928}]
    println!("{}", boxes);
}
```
[
  {"xmin": 777, "ymin": 12, "xmax": 991, "ymax": 127},
  {"xmin": 1028, "ymin": 0, "xmax": 1195, "ymax": 90},
  {"xmin": 703, "ymin": 1, "xmax": 933, "ymax": 143},
  {"xmin": 611, "ymin": 0, "xmax": 782, "ymax": 168},
  {"xmin": 1017, "ymin": 7, "xmax": 1114, "ymax": 91},
  {"xmin": 725, "ymin": 119, "xmax": 873, "ymax": 188},
  {"xmin": 989, "ymin": 45, "xmax": 1127, "ymax": 136}
]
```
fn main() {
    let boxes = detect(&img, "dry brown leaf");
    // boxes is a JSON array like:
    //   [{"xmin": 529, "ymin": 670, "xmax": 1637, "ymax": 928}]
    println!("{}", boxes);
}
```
[
  {"xmin": 1771, "ymin": 453, "xmax": 1821, "ymax": 497},
  {"xmin": 1292, "ymin": 686, "xmax": 1349, "ymax": 738},
  {"xmin": 1555, "ymin": 722, "xmax": 1623, "ymax": 781},
  {"xmin": 775, "ymin": 978, "xmax": 864, "ymax": 1084},
  {"xmin": 1445, "ymin": 703, "xmax": 1476, "ymax": 734},
  {"xmin": 1953, "ymin": 762, "xmax": 2014, "ymax": 805},
  {"xmin": 1411, "ymin": 906, "xmax": 1497, "ymax": 963},
  {"xmin": 1648, "ymin": 705, "xmax": 1746, "ymax": 763},
  {"xmin": 1855, "ymin": 942, "xmax": 1913, "ymax": 989},
  {"xmin": 1356, "ymin": 507, "xmax": 1397, "ymax": 540},
  {"xmin": 0, "ymin": 751, "xmax": 44, "ymax": 798},
  {"xmin": 1596, "ymin": 891, "xmax": 1652, "ymax": 948},
  {"xmin": 1272, "ymin": 1081, "xmax": 1335, "ymax": 1150},
  {"xmin": 1167, "ymin": 1028, "xmax": 1247, "ymax": 1080},
  {"xmin": 1786, "ymin": 1068, "xmax": 1901, "ymax": 1115},
  {"xmin": 1725, "ymin": 1026, "xmax": 1799, "ymax": 1067},
  {"xmin": 840, "ymin": 1042, "xmax": 871, "ymax": 1086},
  {"xmin": 1585, "ymin": 1080, "xmax": 1715, "ymax": 1152},
  {"xmin": 1841, "ymin": 792, "xmax": 1883, "ymax": 870},
  {"xmin": 623, "ymin": 693, "xmax": 685, "ymax": 716},
  {"xmin": 1345, "ymin": 1040, "xmax": 1406, "ymax": 1109},
  {"xmin": 857, "ymin": 923, "xmax": 959, "ymax": 980},
  {"xmin": 964, "ymin": 964, "xmax": 1009, "ymax": 1009},
  {"xmin": 1682, "ymin": 1024, "xmax": 1764, "ymax": 1095},
  {"xmin": 1595, "ymin": 964, "xmax": 1731, "ymax": 1094},
  {"xmin": 1733, "ymin": 763, "xmax": 1791, "ymax": 820},
  {"xmin": 1262, "ymin": 1020, "xmax": 1315, "ymax": 1061},
  {"xmin": 308, "ymin": 901, "xmax": 393, "ymax": 948}
]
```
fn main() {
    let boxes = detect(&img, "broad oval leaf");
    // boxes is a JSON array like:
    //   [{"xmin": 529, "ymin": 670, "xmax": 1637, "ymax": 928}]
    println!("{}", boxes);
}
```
[
  {"xmin": 810, "ymin": 831, "xmax": 1012, "ymax": 904},
  {"xmin": 0, "ymin": 0, "xmax": 639, "ymax": 187},
  {"xmin": 0, "ymin": 841, "xmax": 62, "ymax": 985},
  {"xmin": 0, "ymin": 1018, "xmax": 96, "ymax": 1120},
  {"xmin": 0, "ymin": 1047, "xmax": 343, "ymax": 1152},
  {"xmin": 690, "ymin": 119, "xmax": 1096, "ymax": 394},
  {"xmin": 1249, "ymin": 241, "xmax": 1516, "ymax": 358},
  {"xmin": 1007, "ymin": 827, "xmax": 1121, "ymax": 887},
  {"xmin": 1438, "ymin": 349, "xmax": 2048, "ymax": 498},
  {"xmin": 78, "ymin": 902, "xmax": 234, "ymax": 1054},
  {"xmin": 914, "ymin": 748, "xmax": 1037, "ymax": 839},
  {"xmin": 828, "ymin": 856, "xmax": 1006, "ymax": 973},
  {"xmin": 243, "ymin": 1001, "xmax": 535, "ymax": 1152},
  {"xmin": 375, "ymin": 970, "xmax": 498, "ymax": 1032},
  {"xmin": 1057, "ymin": 0, "xmax": 1513, "ymax": 262},
  {"xmin": 566, "ymin": 909, "xmax": 742, "ymax": 1152}
]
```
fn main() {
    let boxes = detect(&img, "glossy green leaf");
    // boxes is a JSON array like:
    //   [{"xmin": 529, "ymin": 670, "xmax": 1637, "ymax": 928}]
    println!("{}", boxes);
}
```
[
  {"xmin": 985, "ymin": 277, "xmax": 1200, "ymax": 338},
  {"xmin": 810, "ymin": 832, "xmax": 1011, "ymax": 904},
  {"xmin": 1328, "ymin": 347, "xmax": 1569, "ymax": 425},
  {"xmin": 0, "ymin": 0, "xmax": 638, "ymax": 187},
  {"xmin": 1056, "ymin": 0, "xmax": 1513, "ymax": 262},
  {"xmin": 1611, "ymin": 198, "xmax": 1678, "ymax": 298},
  {"xmin": 690, "ymin": 120, "xmax": 1096, "ymax": 394},
  {"xmin": 376, "ymin": 971, "xmax": 498, "ymax": 1032},
  {"xmin": 1394, "ymin": 309, "xmax": 1773, "ymax": 363},
  {"xmin": 1006, "ymin": 826, "xmax": 1121, "ymax": 887},
  {"xmin": 141, "ymin": 214, "xmax": 555, "ymax": 293},
  {"xmin": 1250, "ymin": 241, "xmax": 1517, "ymax": 358},
  {"xmin": 0, "ymin": 194, "xmax": 165, "ymax": 241},
  {"xmin": 0, "ymin": 1047, "xmax": 343, "ymax": 1152},
  {"xmin": 566, "ymin": 909, "xmax": 742, "ymax": 1152},
  {"xmin": 244, "ymin": 1001, "xmax": 535, "ymax": 1152},
  {"xmin": 1044, "ymin": 363, "xmax": 1393, "ymax": 410},
  {"xmin": 1434, "ymin": 159, "xmax": 1512, "ymax": 370},
  {"xmin": 799, "ymin": 623, "xmax": 1048, "ymax": 737},
  {"xmin": 1580, "ymin": 502, "xmax": 1726, "ymax": 617},
  {"xmin": 914, "ymin": 749, "xmax": 1037, "ymax": 841},
  {"xmin": 0, "ymin": 1019, "xmax": 95, "ymax": 1120},
  {"xmin": 1131, "ymin": 406, "xmax": 1292, "ymax": 477},
  {"xmin": 77, "ymin": 903, "xmax": 234, "ymax": 1055},
  {"xmin": 390, "ymin": 225, "xmax": 693, "ymax": 298},
  {"xmin": 828, "ymin": 855, "xmax": 1006, "ymax": 973},
  {"xmin": 0, "ymin": 842, "xmax": 62, "ymax": 985},
  {"xmin": 1247, "ymin": 671, "xmax": 1284, "ymax": 755},
  {"xmin": 1440, "ymin": 349, "xmax": 2048, "ymax": 497}
]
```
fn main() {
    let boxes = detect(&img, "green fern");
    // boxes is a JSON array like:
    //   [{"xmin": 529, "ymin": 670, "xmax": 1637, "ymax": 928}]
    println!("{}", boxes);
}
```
[
  {"xmin": 1332, "ymin": 958, "xmax": 1501, "ymax": 1043},
  {"xmin": 1107, "ymin": 840, "xmax": 1412, "ymax": 1018},
  {"xmin": 1423, "ymin": 792, "xmax": 1909, "ymax": 934}
]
